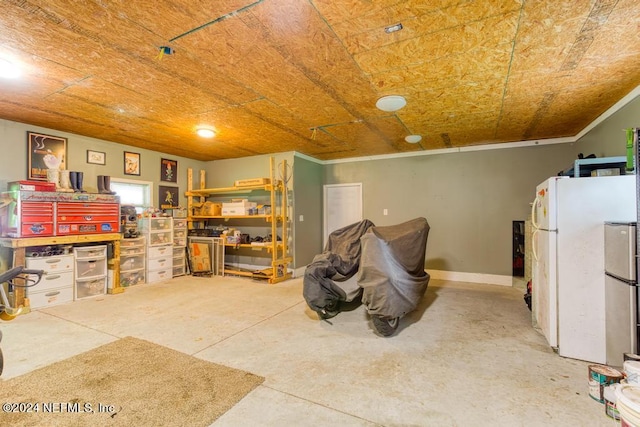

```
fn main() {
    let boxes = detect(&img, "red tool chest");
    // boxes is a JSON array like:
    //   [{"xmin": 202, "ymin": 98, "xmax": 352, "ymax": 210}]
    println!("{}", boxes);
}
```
[
  {"xmin": 0, "ymin": 191, "xmax": 120, "ymax": 238},
  {"xmin": 56, "ymin": 202, "xmax": 119, "ymax": 235}
]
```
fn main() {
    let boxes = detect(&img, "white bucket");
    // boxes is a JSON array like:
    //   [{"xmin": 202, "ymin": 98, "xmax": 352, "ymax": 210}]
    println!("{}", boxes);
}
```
[
  {"xmin": 616, "ymin": 384, "xmax": 640, "ymax": 427},
  {"xmin": 589, "ymin": 364, "xmax": 624, "ymax": 403},
  {"xmin": 625, "ymin": 361, "xmax": 640, "ymax": 385},
  {"xmin": 604, "ymin": 383, "xmax": 621, "ymax": 420}
]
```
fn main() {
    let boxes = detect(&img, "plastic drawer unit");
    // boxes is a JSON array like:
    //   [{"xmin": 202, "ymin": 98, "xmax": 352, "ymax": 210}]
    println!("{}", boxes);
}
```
[
  {"xmin": 119, "ymin": 236, "xmax": 146, "ymax": 287},
  {"xmin": 25, "ymin": 254, "xmax": 74, "ymax": 308},
  {"xmin": 74, "ymin": 245, "xmax": 107, "ymax": 299},
  {"xmin": 139, "ymin": 218, "xmax": 173, "ymax": 284}
]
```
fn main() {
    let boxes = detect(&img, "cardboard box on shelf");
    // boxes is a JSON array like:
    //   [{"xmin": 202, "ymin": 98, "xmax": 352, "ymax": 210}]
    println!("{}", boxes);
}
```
[{"xmin": 222, "ymin": 200, "xmax": 257, "ymax": 216}]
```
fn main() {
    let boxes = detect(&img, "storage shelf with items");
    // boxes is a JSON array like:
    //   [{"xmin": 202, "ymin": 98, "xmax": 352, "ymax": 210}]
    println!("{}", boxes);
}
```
[
  {"xmin": 74, "ymin": 245, "xmax": 107, "ymax": 300},
  {"xmin": 120, "ymin": 236, "xmax": 146, "ymax": 287},
  {"xmin": 138, "ymin": 217, "xmax": 173, "ymax": 284},
  {"xmin": 185, "ymin": 157, "xmax": 291, "ymax": 284},
  {"xmin": 172, "ymin": 218, "xmax": 187, "ymax": 277}
]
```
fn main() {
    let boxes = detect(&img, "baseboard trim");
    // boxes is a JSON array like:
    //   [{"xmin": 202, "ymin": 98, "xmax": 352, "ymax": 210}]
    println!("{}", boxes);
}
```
[
  {"xmin": 427, "ymin": 270, "xmax": 513, "ymax": 286},
  {"xmin": 293, "ymin": 266, "xmax": 306, "ymax": 278}
]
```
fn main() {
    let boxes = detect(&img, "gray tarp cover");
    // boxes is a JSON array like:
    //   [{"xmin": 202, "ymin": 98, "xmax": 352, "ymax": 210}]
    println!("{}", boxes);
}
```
[
  {"xmin": 358, "ymin": 217, "xmax": 430, "ymax": 318},
  {"xmin": 303, "ymin": 217, "xmax": 430, "ymax": 319},
  {"xmin": 303, "ymin": 220, "xmax": 374, "ymax": 313}
]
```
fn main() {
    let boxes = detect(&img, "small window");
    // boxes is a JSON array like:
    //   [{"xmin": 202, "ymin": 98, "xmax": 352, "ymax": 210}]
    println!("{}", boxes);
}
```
[{"xmin": 110, "ymin": 178, "xmax": 152, "ymax": 213}]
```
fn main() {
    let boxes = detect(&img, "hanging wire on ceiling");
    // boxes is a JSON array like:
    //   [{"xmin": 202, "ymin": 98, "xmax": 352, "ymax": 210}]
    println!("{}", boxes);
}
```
[{"xmin": 168, "ymin": 0, "xmax": 264, "ymax": 43}]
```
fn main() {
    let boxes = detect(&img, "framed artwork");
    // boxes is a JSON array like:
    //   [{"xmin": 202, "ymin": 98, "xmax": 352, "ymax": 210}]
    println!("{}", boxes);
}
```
[
  {"xmin": 160, "ymin": 158, "xmax": 177, "ymax": 183},
  {"xmin": 159, "ymin": 185, "xmax": 179, "ymax": 208},
  {"xmin": 124, "ymin": 151, "xmax": 141, "ymax": 176},
  {"xmin": 86, "ymin": 150, "xmax": 106, "ymax": 165},
  {"xmin": 27, "ymin": 131, "xmax": 67, "ymax": 180}
]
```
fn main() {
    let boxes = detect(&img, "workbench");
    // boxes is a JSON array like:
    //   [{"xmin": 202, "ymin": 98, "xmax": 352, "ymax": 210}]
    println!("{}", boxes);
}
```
[{"xmin": 0, "ymin": 233, "xmax": 123, "ymax": 311}]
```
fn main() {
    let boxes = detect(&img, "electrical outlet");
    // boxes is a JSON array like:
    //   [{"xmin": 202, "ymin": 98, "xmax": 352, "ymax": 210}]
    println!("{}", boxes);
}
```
[
  {"xmin": 299, "ymin": 215, "xmax": 304, "ymax": 222},
  {"xmin": 383, "ymin": 209, "xmax": 388, "ymax": 216}
]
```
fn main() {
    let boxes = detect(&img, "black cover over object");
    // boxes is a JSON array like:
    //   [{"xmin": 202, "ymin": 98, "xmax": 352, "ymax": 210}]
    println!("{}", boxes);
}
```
[
  {"xmin": 358, "ymin": 217, "xmax": 430, "ymax": 319},
  {"xmin": 303, "ymin": 220, "xmax": 375, "ymax": 314}
]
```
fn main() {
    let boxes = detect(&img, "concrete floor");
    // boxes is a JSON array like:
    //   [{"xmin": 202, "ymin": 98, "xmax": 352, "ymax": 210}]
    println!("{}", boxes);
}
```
[{"xmin": 1, "ymin": 276, "xmax": 619, "ymax": 426}]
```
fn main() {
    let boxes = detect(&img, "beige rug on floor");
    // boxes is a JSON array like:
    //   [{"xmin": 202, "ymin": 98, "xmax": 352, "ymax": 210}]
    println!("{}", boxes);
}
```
[{"xmin": 0, "ymin": 336, "xmax": 264, "ymax": 426}]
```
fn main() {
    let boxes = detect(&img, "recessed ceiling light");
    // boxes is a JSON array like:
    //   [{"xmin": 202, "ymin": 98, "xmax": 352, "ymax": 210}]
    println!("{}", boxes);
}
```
[
  {"xmin": 405, "ymin": 135, "xmax": 422, "ymax": 143},
  {"xmin": 376, "ymin": 95, "xmax": 406, "ymax": 112},
  {"xmin": 0, "ymin": 58, "xmax": 20, "ymax": 79},
  {"xmin": 196, "ymin": 127, "xmax": 215, "ymax": 138}
]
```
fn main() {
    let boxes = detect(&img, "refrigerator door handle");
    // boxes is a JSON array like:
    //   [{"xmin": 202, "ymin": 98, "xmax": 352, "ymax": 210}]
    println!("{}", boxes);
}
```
[{"xmin": 531, "ymin": 195, "xmax": 541, "ymax": 230}]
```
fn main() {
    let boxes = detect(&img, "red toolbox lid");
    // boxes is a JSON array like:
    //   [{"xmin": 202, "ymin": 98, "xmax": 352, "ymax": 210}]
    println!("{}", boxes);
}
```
[{"xmin": 8, "ymin": 181, "xmax": 56, "ymax": 192}]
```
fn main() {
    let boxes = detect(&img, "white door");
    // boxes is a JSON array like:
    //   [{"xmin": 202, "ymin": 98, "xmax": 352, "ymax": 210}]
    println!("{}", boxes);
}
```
[{"xmin": 323, "ymin": 183, "xmax": 363, "ymax": 247}]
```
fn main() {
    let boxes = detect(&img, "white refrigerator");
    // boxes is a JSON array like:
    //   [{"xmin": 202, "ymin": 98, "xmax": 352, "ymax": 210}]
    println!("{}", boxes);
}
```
[{"xmin": 531, "ymin": 175, "xmax": 636, "ymax": 363}]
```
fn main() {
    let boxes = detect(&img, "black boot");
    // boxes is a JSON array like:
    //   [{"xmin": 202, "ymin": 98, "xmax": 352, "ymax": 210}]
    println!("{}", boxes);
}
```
[
  {"xmin": 102, "ymin": 175, "xmax": 116, "ymax": 194},
  {"xmin": 97, "ymin": 175, "xmax": 106, "ymax": 193},
  {"xmin": 76, "ymin": 172, "xmax": 86, "ymax": 193},
  {"xmin": 69, "ymin": 171, "xmax": 79, "ymax": 192}
]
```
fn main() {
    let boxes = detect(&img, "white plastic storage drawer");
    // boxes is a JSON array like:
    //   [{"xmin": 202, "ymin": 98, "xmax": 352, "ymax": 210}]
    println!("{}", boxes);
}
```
[
  {"xmin": 26, "ymin": 270, "xmax": 74, "ymax": 293},
  {"xmin": 148, "ymin": 257, "xmax": 172, "ymax": 271},
  {"xmin": 76, "ymin": 258, "xmax": 107, "ymax": 279},
  {"xmin": 149, "ymin": 231, "xmax": 172, "ymax": 246},
  {"xmin": 76, "ymin": 277, "xmax": 106, "ymax": 299},
  {"xmin": 121, "ymin": 237, "xmax": 145, "ymax": 247},
  {"xmin": 173, "ymin": 265, "xmax": 186, "ymax": 276},
  {"xmin": 120, "ymin": 270, "xmax": 145, "ymax": 287},
  {"xmin": 121, "ymin": 254, "xmax": 144, "ymax": 272},
  {"xmin": 173, "ymin": 246, "xmax": 185, "ymax": 257},
  {"xmin": 26, "ymin": 254, "xmax": 74, "ymax": 272},
  {"xmin": 148, "ymin": 245, "xmax": 172, "ymax": 259},
  {"xmin": 74, "ymin": 245, "xmax": 107, "ymax": 259},
  {"xmin": 148, "ymin": 269, "xmax": 171, "ymax": 283},
  {"xmin": 173, "ymin": 218, "xmax": 187, "ymax": 229},
  {"xmin": 148, "ymin": 217, "xmax": 172, "ymax": 230},
  {"xmin": 29, "ymin": 287, "xmax": 74, "ymax": 309},
  {"xmin": 121, "ymin": 245, "xmax": 145, "ymax": 256}
]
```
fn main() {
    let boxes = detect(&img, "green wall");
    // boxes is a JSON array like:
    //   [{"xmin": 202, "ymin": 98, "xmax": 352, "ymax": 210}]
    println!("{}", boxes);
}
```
[
  {"xmin": 0, "ymin": 119, "xmax": 207, "ymax": 209},
  {"xmin": 322, "ymin": 94, "xmax": 640, "ymax": 276}
]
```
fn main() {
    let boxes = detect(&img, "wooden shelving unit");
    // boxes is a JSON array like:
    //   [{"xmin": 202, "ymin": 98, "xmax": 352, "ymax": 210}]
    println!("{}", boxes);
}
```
[{"xmin": 185, "ymin": 157, "xmax": 291, "ymax": 284}]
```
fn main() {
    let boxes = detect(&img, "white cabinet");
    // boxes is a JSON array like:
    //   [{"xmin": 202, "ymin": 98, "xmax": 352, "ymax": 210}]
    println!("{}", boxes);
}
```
[
  {"xmin": 74, "ymin": 245, "xmax": 107, "ymax": 300},
  {"xmin": 139, "ymin": 217, "xmax": 173, "ymax": 283},
  {"xmin": 120, "ymin": 236, "xmax": 146, "ymax": 287},
  {"xmin": 172, "ymin": 218, "xmax": 187, "ymax": 277},
  {"xmin": 25, "ymin": 254, "xmax": 74, "ymax": 309}
]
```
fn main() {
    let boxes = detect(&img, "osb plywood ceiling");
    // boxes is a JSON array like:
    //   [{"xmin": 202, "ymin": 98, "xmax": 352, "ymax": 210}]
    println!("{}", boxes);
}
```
[{"xmin": 1, "ymin": 0, "xmax": 639, "ymax": 161}]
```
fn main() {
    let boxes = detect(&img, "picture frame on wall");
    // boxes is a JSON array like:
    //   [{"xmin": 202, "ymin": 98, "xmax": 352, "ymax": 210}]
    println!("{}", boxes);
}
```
[
  {"xmin": 160, "ymin": 158, "xmax": 177, "ymax": 183},
  {"xmin": 86, "ymin": 150, "xmax": 106, "ymax": 165},
  {"xmin": 27, "ymin": 131, "xmax": 67, "ymax": 181},
  {"xmin": 159, "ymin": 185, "xmax": 179, "ymax": 209},
  {"xmin": 124, "ymin": 151, "xmax": 141, "ymax": 176}
]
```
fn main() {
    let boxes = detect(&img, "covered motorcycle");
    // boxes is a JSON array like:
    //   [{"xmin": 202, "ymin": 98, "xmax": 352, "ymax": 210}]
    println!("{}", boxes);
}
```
[
  {"xmin": 302, "ymin": 219, "xmax": 374, "ymax": 318},
  {"xmin": 358, "ymin": 217, "xmax": 430, "ymax": 335},
  {"xmin": 303, "ymin": 217, "xmax": 430, "ymax": 336}
]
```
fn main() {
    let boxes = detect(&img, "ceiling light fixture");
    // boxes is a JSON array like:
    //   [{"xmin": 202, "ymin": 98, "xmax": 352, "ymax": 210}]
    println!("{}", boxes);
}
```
[
  {"xmin": 384, "ymin": 23, "xmax": 403, "ymax": 34},
  {"xmin": 405, "ymin": 135, "xmax": 422, "ymax": 144},
  {"xmin": 196, "ymin": 127, "xmax": 215, "ymax": 138},
  {"xmin": 0, "ymin": 58, "xmax": 21, "ymax": 79},
  {"xmin": 376, "ymin": 95, "xmax": 406, "ymax": 112}
]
